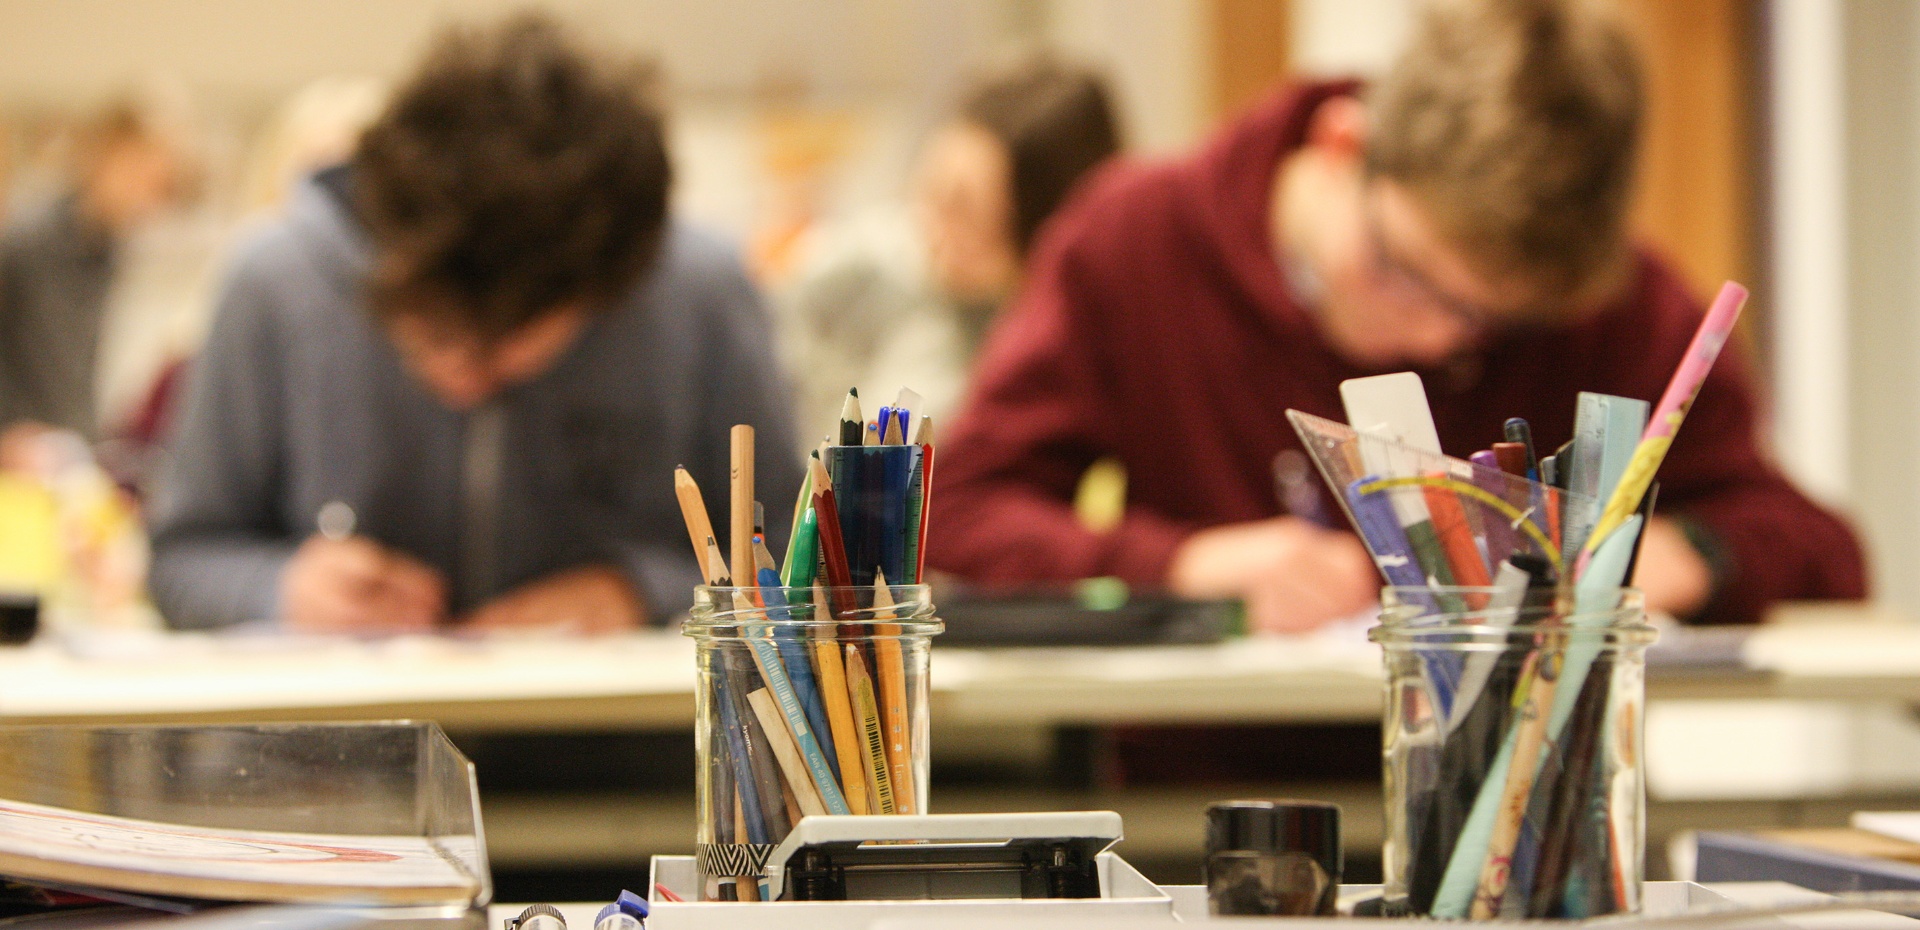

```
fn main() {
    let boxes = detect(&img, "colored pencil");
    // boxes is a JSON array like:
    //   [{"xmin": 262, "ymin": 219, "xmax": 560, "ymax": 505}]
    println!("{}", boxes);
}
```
[
  {"xmin": 839, "ymin": 389, "xmax": 864, "ymax": 447},
  {"xmin": 808, "ymin": 454, "xmax": 857, "ymax": 616},
  {"xmin": 1422, "ymin": 477, "xmax": 1492, "ymax": 590},
  {"xmin": 725, "ymin": 649, "xmax": 790, "ymax": 840},
  {"xmin": 871, "ymin": 572, "xmax": 916, "ymax": 814},
  {"xmin": 730, "ymin": 590, "xmax": 851, "ymax": 815},
  {"xmin": 1579, "ymin": 281, "xmax": 1748, "ymax": 572},
  {"xmin": 712, "ymin": 666, "xmax": 764, "ymax": 843},
  {"xmin": 811, "ymin": 581, "xmax": 868, "ymax": 815},
  {"xmin": 703, "ymin": 536, "xmax": 731, "ymax": 587},
  {"xmin": 746, "ymin": 688, "xmax": 827, "ymax": 817},
  {"xmin": 844, "ymin": 640, "xmax": 896, "ymax": 814},
  {"xmin": 786, "ymin": 507, "xmax": 819, "ymax": 588}
]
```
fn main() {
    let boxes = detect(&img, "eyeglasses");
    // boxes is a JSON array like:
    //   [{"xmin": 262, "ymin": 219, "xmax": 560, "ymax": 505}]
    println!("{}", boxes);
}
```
[{"xmin": 1359, "ymin": 186, "xmax": 1515, "ymax": 333}]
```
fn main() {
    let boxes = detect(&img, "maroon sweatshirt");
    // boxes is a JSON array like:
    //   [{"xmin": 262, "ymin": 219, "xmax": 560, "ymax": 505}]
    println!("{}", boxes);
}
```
[{"xmin": 927, "ymin": 81, "xmax": 1867, "ymax": 625}]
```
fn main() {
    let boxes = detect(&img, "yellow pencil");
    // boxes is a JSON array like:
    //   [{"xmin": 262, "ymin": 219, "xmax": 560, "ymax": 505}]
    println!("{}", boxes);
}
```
[
  {"xmin": 871, "ymin": 572, "xmax": 915, "ymax": 814},
  {"xmin": 844, "ymin": 642, "xmax": 895, "ymax": 814},
  {"xmin": 812, "ymin": 584, "xmax": 868, "ymax": 814}
]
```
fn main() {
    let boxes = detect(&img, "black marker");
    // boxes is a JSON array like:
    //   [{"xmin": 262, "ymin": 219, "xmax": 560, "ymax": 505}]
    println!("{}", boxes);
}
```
[{"xmin": 1502, "ymin": 418, "xmax": 1539, "ymax": 482}]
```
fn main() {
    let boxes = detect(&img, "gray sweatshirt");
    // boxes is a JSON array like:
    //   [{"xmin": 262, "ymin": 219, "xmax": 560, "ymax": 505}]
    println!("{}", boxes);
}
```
[{"xmin": 147, "ymin": 174, "xmax": 802, "ymax": 629}]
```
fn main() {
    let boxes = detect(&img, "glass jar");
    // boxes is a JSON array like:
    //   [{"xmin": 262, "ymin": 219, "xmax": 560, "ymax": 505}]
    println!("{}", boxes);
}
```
[
  {"xmin": 683, "ymin": 584, "xmax": 941, "ymax": 902},
  {"xmin": 1372, "ymin": 585, "xmax": 1656, "ymax": 920}
]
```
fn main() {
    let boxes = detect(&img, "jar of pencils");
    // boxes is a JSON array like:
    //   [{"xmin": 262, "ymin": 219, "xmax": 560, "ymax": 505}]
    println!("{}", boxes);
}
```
[
  {"xmin": 684, "ymin": 583, "xmax": 941, "ymax": 902},
  {"xmin": 1372, "ymin": 585, "xmax": 1656, "ymax": 920}
]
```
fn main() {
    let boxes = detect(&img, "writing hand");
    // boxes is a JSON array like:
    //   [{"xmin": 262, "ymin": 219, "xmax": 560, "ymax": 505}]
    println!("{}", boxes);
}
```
[{"xmin": 1168, "ymin": 516, "xmax": 1379, "ymax": 634}]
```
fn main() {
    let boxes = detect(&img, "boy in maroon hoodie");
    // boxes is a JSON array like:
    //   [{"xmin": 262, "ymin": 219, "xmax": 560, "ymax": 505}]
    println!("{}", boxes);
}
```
[{"xmin": 929, "ymin": 0, "xmax": 1865, "ymax": 631}]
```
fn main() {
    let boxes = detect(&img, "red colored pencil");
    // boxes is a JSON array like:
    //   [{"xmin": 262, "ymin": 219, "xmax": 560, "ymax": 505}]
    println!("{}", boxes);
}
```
[
  {"xmin": 914, "ymin": 416, "xmax": 936, "ymax": 583},
  {"xmin": 808, "ymin": 454, "xmax": 857, "ymax": 618}
]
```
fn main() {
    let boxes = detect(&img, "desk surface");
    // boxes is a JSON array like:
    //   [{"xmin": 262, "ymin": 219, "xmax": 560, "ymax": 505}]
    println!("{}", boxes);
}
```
[{"xmin": 0, "ymin": 603, "xmax": 1911, "ymax": 732}]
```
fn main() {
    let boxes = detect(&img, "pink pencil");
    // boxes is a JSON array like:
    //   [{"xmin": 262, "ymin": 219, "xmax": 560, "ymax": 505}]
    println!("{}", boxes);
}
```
[{"xmin": 1576, "ymin": 281, "xmax": 1748, "ymax": 576}]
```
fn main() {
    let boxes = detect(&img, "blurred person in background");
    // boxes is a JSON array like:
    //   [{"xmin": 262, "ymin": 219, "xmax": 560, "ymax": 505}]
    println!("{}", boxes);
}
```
[
  {"xmin": 929, "ymin": 0, "xmax": 1864, "ymax": 638},
  {"xmin": 776, "ymin": 54, "xmax": 1120, "ymax": 436},
  {"xmin": 95, "ymin": 77, "xmax": 394, "ymax": 486},
  {"xmin": 0, "ymin": 95, "xmax": 193, "ymax": 454},
  {"xmin": 148, "ymin": 15, "xmax": 799, "ymax": 635},
  {"xmin": 0, "ymin": 93, "xmax": 195, "ymax": 631}
]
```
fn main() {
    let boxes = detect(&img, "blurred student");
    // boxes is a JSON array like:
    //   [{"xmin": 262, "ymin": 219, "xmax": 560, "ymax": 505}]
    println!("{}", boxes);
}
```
[
  {"xmin": 0, "ymin": 98, "xmax": 190, "ymax": 450},
  {"xmin": 777, "ymin": 55, "xmax": 1119, "ymax": 436},
  {"xmin": 930, "ymin": 0, "xmax": 1865, "ymax": 631},
  {"xmin": 148, "ymin": 16, "xmax": 800, "ymax": 634}
]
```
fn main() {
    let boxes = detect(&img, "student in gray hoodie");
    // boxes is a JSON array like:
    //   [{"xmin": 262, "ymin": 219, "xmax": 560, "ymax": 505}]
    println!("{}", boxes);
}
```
[{"xmin": 148, "ymin": 16, "xmax": 800, "ymax": 633}]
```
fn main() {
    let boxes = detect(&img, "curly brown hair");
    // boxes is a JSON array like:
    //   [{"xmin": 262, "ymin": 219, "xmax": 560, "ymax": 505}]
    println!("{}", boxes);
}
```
[
  {"xmin": 1366, "ymin": 0, "xmax": 1642, "ymax": 299},
  {"xmin": 353, "ymin": 14, "xmax": 671, "ymax": 342}
]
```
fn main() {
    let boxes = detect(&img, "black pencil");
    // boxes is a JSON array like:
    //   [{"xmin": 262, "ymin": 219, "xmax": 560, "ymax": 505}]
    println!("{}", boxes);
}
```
[
  {"xmin": 1503, "ymin": 418, "xmax": 1539, "ymax": 480},
  {"xmin": 839, "ymin": 389, "xmax": 864, "ymax": 447}
]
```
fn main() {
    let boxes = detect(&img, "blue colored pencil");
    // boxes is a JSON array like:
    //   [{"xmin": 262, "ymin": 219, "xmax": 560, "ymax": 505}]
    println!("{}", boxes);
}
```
[
  {"xmin": 757, "ymin": 567, "xmax": 840, "ymax": 784},
  {"xmin": 712, "ymin": 666, "xmax": 769, "ymax": 844}
]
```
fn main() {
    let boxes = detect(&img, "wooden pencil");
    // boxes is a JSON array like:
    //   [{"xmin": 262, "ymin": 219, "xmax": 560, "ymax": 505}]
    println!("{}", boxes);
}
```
[
  {"xmin": 808, "ymin": 454, "xmax": 857, "ymax": 616},
  {"xmin": 840, "ymin": 389, "xmax": 864, "ymax": 447},
  {"xmin": 812, "ymin": 580, "xmax": 869, "ymax": 815},
  {"xmin": 703, "ymin": 536, "xmax": 731, "ymax": 586},
  {"xmin": 746, "ymin": 688, "xmax": 828, "ymax": 817},
  {"xmin": 674, "ymin": 466, "xmax": 719, "ymax": 583},
  {"xmin": 731, "ymin": 425, "xmax": 755, "ymax": 593},
  {"xmin": 871, "ymin": 572, "xmax": 916, "ymax": 814},
  {"xmin": 844, "ymin": 641, "xmax": 895, "ymax": 814}
]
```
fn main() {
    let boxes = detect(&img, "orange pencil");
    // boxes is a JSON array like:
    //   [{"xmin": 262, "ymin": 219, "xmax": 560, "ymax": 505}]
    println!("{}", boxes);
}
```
[{"xmin": 1421, "ymin": 480, "xmax": 1491, "ymax": 589}]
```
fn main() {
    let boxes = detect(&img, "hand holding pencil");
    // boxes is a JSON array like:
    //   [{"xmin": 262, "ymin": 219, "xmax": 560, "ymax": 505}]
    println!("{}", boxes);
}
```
[{"xmin": 1167, "ymin": 515, "xmax": 1377, "ymax": 633}]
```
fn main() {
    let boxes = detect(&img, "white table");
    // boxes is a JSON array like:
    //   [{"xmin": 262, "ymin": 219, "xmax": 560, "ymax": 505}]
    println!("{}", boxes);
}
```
[{"xmin": 0, "ymin": 604, "xmax": 1913, "ymax": 732}]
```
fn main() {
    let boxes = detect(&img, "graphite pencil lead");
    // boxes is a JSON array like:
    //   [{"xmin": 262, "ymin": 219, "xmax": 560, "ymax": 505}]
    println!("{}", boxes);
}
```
[
  {"xmin": 840, "ymin": 390, "xmax": 864, "ymax": 446},
  {"xmin": 704, "ymin": 535, "xmax": 732, "ymax": 587}
]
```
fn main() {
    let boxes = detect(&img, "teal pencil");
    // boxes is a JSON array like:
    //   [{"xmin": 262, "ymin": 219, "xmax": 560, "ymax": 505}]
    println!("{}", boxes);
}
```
[{"xmin": 731, "ymin": 590, "xmax": 851, "ymax": 815}]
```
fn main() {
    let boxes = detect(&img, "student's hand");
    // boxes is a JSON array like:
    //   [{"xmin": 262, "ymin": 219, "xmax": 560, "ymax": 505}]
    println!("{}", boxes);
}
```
[
  {"xmin": 1633, "ymin": 516, "xmax": 1713, "ymax": 619},
  {"xmin": 1168, "ymin": 517, "xmax": 1379, "ymax": 635},
  {"xmin": 281, "ymin": 535, "xmax": 447, "ymax": 634},
  {"xmin": 461, "ymin": 564, "xmax": 645, "ymax": 635}
]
